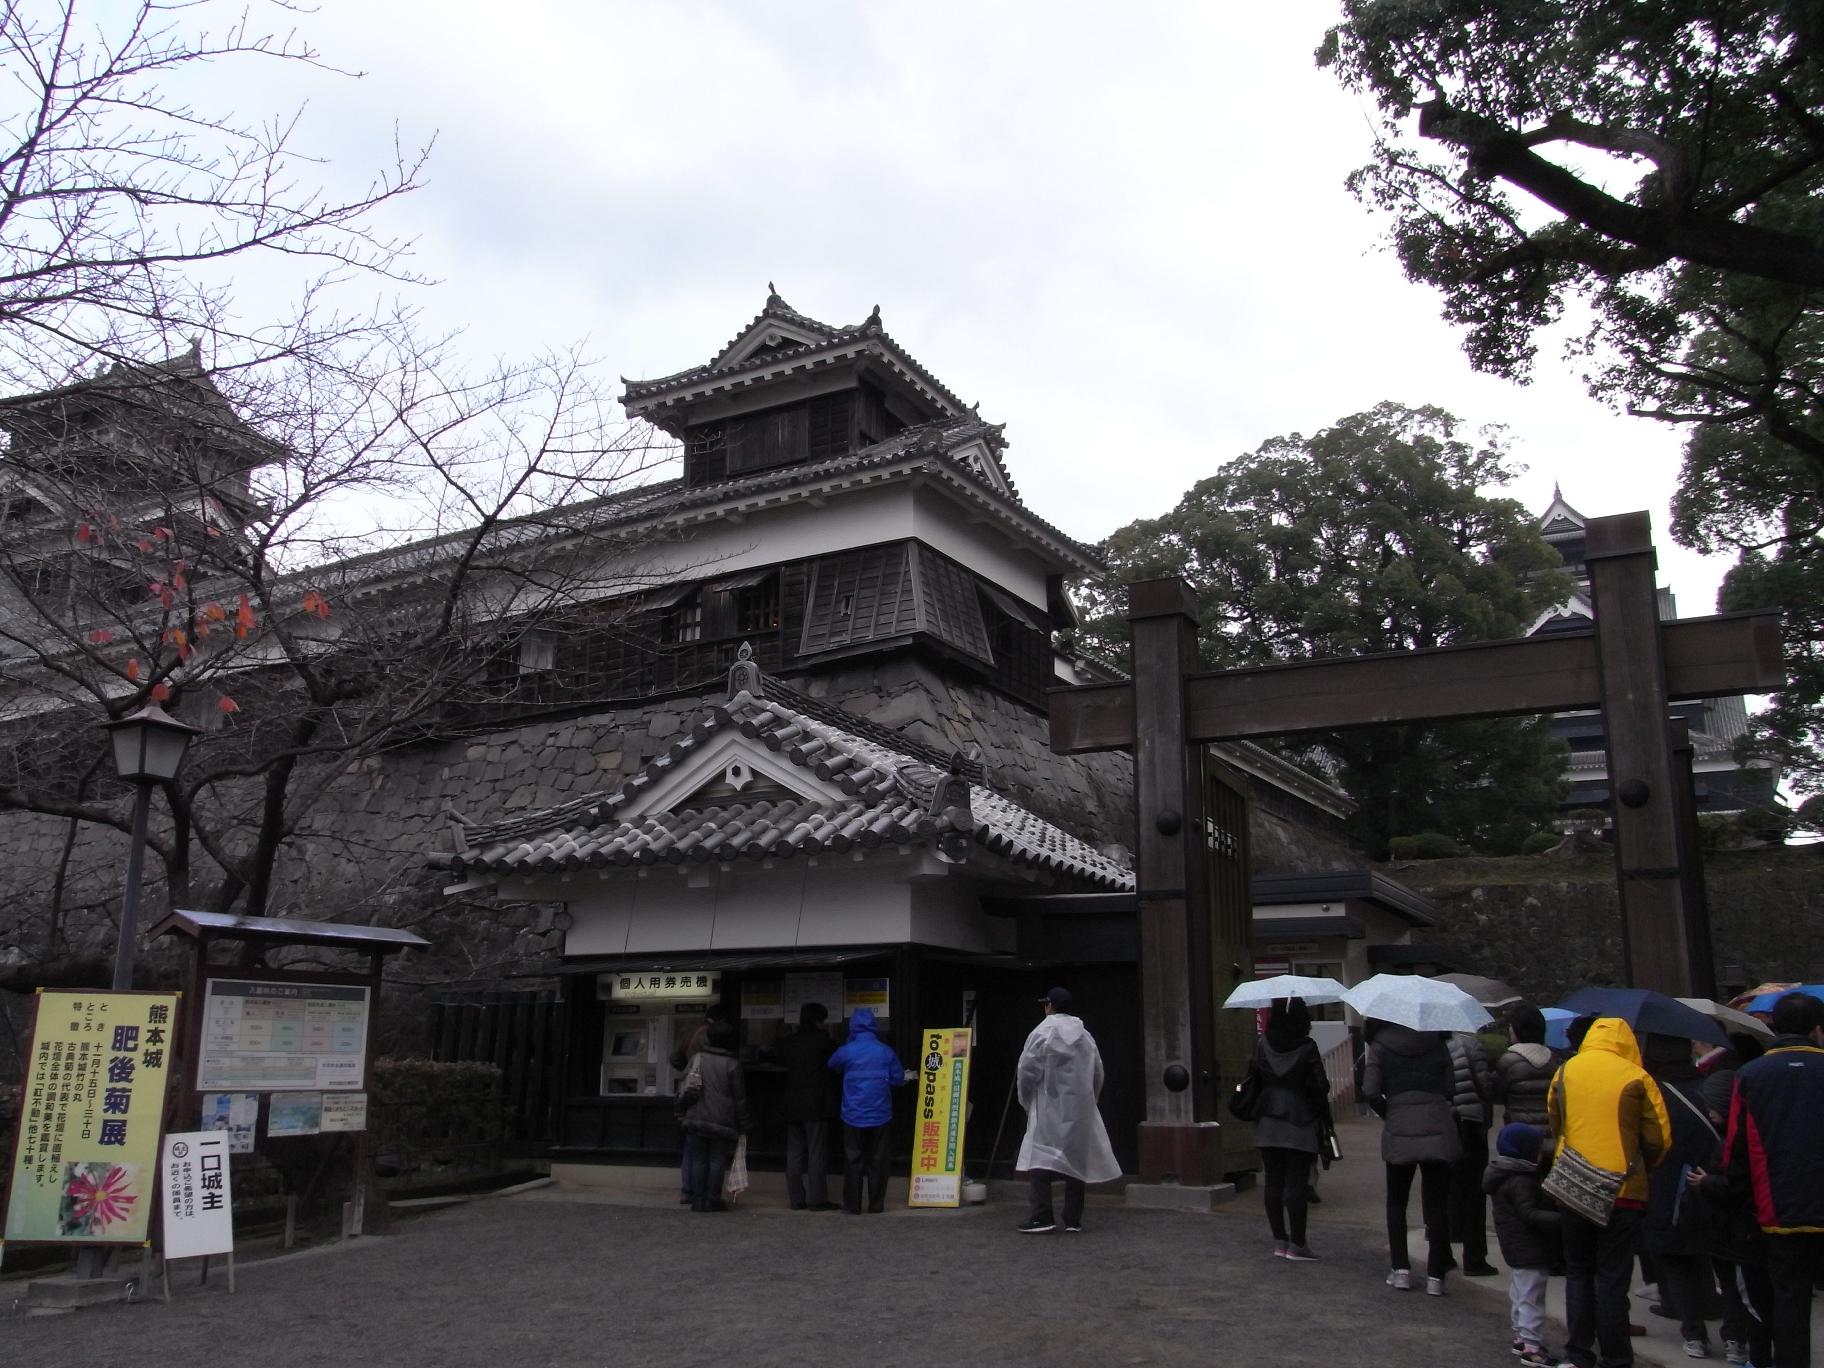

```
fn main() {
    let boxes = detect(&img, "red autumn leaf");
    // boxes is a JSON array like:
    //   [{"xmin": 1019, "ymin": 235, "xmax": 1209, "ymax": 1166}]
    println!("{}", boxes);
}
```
[
  {"xmin": 177, "ymin": 642, "xmax": 192, "ymax": 661},
  {"xmin": 87, "ymin": 628, "xmax": 113, "ymax": 645},
  {"xmin": 150, "ymin": 682, "xmax": 171, "ymax": 702},
  {"xmin": 171, "ymin": 574, "xmax": 186, "ymax": 592},
  {"xmin": 75, "ymin": 522, "xmax": 92, "ymax": 543},
  {"xmin": 125, "ymin": 659, "xmax": 142, "ymax": 682},
  {"xmin": 202, "ymin": 603, "xmax": 226, "ymax": 623},
  {"xmin": 205, "ymin": 525, "xmax": 222, "ymax": 538},
  {"xmin": 301, "ymin": 590, "xmax": 332, "ymax": 620},
  {"xmin": 137, "ymin": 539, "xmax": 154, "ymax": 554},
  {"xmin": 235, "ymin": 594, "xmax": 256, "ymax": 639},
  {"xmin": 216, "ymin": 695, "xmax": 239, "ymax": 715},
  {"xmin": 154, "ymin": 527, "xmax": 171, "ymax": 541}
]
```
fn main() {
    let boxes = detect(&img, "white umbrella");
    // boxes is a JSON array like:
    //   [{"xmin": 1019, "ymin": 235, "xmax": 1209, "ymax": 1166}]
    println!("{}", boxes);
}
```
[
  {"xmin": 1343, "ymin": 973, "xmax": 1493, "ymax": 1033},
  {"xmin": 1676, "ymin": 997, "xmax": 1774, "ymax": 1040},
  {"xmin": 1223, "ymin": 974, "xmax": 1348, "ymax": 1009}
]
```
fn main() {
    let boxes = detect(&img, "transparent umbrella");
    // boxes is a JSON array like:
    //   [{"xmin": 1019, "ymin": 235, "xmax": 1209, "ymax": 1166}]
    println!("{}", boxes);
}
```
[
  {"xmin": 1342, "ymin": 974, "xmax": 1493, "ymax": 1033},
  {"xmin": 1222, "ymin": 974, "xmax": 1348, "ymax": 1009}
]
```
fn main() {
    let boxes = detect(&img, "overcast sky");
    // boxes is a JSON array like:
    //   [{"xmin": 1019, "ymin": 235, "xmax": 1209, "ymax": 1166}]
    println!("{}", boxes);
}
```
[{"xmin": 215, "ymin": 0, "xmax": 1727, "ymax": 610}]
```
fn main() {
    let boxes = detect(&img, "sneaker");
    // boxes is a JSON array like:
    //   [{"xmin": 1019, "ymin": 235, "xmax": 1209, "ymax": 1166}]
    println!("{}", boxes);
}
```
[
  {"xmin": 1017, "ymin": 1218, "xmax": 1056, "ymax": 1233},
  {"xmin": 1427, "ymin": 1276, "xmax": 1447, "ymax": 1297},
  {"xmin": 1635, "ymin": 1283, "xmax": 1661, "ymax": 1302},
  {"xmin": 1387, "ymin": 1268, "xmax": 1412, "ymax": 1291},
  {"xmin": 1284, "ymin": 1244, "xmax": 1320, "ymax": 1261},
  {"xmin": 1063, "ymin": 1223, "xmax": 1083, "ymax": 1233},
  {"xmin": 1683, "ymin": 1342, "xmax": 1710, "ymax": 1360},
  {"xmin": 1271, "ymin": 1241, "xmax": 1289, "ymax": 1258},
  {"xmin": 1722, "ymin": 1341, "xmax": 1748, "ymax": 1365},
  {"xmin": 1518, "ymin": 1347, "xmax": 1556, "ymax": 1368},
  {"xmin": 1512, "ymin": 1338, "xmax": 1528, "ymax": 1357}
]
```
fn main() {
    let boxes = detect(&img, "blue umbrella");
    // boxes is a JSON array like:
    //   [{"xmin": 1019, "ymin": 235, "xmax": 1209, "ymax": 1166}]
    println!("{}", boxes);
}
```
[
  {"xmin": 1745, "ymin": 984, "xmax": 1824, "ymax": 1015},
  {"xmin": 1541, "ymin": 1006, "xmax": 1578, "ymax": 1051},
  {"xmin": 1556, "ymin": 987, "xmax": 1727, "ymax": 1046}
]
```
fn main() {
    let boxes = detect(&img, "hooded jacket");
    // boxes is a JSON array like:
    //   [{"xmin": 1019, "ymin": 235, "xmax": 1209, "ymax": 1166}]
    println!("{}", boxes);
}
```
[
  {"xmin": 1722, "ymin": 1033, "xmax": 1824, "ymax": 1234},
  {"xmin": 1251, "ymin": 1028, "xmax": 1330, "ymax": 1155},
  {"xmin": 1546, "ymin": 1017, "xmax": 1670, "ymax": 1206},
  {"xmin": 676, "ymin": 1044, "xmax": 750, "ymax": 1141},
  {"xmin": 1015, "ymin": 1011, "xmax": 1122, "ymax": 1184},
  {"xmin": 1362, "ymin": 1023, "xmax": 1461, "ymax": 1166},
  {"xmin": 1484, "ymin": 1153, "xmax": 1562, "ymax": 1270},
  {"xmin": 1496, "ymin": 1042, "xmax": 1557, "ymax": 1127},
  {"xmin": 1446, "ymin": 1033, "xmax": 1496, "ymax": 1126},
  {"xmin": 827, "ymin": 1008, "xmax": 904, "ymax": 1129}
]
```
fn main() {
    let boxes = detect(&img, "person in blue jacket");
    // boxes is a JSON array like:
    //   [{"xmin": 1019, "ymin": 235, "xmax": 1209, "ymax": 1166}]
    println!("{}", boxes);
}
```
[{"xmin": 828, "ymin": 1007, "xmax": 909, "ymax": 1214}]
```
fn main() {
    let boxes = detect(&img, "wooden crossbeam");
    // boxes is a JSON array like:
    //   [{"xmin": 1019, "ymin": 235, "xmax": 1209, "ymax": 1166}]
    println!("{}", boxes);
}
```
[{"xmin": 1048, "ymin": 612, "xmax": 1782, "ymax": 754}]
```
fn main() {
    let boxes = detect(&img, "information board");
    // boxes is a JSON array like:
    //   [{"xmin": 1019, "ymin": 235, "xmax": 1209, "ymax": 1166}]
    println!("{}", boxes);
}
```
[
  {"xmin": 907, "ymin": 1025, "xmax": 974, "ymax": 1208},
  {"xmin": 4, "ymin": 990, "xmax": 180, "ymax": 1246},
  {"xmin": 161, "ymin": 1130, "xmax": 234, "ymax": 1260},
  {"xmin": 197, "ymin": 979, "xmax": 369, "ymax": 1091}
]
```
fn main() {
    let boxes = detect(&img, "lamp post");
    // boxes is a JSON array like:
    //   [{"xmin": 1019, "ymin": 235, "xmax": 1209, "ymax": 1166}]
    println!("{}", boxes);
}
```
[{"xmin": 102, "ymin": 702, "xmax": 197, "ymax": 990}]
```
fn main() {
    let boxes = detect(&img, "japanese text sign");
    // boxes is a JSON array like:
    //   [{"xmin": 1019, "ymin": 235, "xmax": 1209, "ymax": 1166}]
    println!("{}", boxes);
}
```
[
  {"xmin": 4, "ymin": 990, "xmax": 180, "ymax": 1245},
  {"xmin": 161, "ymin": 1131, "xmax": 234, "ymax": 1260},
  {"xmin": 907, "ymin": 1026, "xmax": 973, "ymax": 1208}
]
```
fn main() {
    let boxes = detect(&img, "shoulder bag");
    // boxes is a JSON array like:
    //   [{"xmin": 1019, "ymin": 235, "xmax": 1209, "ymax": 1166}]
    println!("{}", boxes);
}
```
[
  {"xmin": 1228, "ymin": 1060, "xmax": 1265, "ymax": 1122},
  {"xmin": 1542, "ymin": 1142, "xmax": 1626, "ymax": 1227}
]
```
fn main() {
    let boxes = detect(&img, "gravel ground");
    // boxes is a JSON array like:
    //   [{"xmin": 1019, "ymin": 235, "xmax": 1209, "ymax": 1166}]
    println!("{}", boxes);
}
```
[{"xmin": 6, "ymin": 1163, "xmax": 1534, "ymax": 1368}]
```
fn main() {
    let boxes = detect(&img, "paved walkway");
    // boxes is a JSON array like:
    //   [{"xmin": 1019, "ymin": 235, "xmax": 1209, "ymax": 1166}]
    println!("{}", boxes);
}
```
[{"xmin": 3, "ymin": 1117, "xmax": 1811, "ymax": 1367}]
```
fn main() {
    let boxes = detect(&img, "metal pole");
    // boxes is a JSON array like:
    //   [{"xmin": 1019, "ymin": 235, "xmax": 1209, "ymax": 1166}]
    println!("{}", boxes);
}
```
[
  {"xmin": 112, "ymin": 779, "xmax": 153, "ymax": 991},
  {"xmin": 77, "ymin": 780, "xmax": 154, "ymax": 1281}
]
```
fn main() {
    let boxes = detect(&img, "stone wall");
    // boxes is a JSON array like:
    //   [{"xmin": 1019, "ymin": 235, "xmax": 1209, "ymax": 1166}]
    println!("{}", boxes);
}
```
[{"xmin": 1388, "ymin": 844, "xmax": 1824, "ymax": 1003}]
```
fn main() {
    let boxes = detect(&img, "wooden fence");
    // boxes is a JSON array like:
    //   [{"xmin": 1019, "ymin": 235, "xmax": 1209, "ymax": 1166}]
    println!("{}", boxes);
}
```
[{"xmin": 428, "ymin": 990, "xmax": 567, "ymax": 1147}]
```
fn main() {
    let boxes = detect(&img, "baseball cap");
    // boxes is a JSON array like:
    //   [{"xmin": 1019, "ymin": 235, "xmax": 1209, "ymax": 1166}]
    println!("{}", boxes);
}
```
[{"xmin": 1039, "ymin": 987, "xmax": 1073, "ymax": 1009}]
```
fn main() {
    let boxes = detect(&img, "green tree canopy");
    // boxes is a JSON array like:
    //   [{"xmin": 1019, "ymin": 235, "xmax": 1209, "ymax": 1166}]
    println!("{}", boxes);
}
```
[
  {"xmin": 1320, "ymin": 0, "xmax": 1824, "ymax": 795},
  {"xmin": 1077, "ymin": 402, "xmax": 1574, "ymax": 858}
]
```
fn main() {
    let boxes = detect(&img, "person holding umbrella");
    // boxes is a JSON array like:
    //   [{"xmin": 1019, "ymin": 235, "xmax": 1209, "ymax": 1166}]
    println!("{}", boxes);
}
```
[{"xmin": 1249, "ymin": 996, "xmax": 1333, "ymax": 1261}]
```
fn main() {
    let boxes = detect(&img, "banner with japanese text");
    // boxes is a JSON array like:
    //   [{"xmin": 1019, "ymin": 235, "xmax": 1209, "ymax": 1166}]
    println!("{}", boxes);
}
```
[
  {"xmin": 4, "ymin": 990, "xmax": 180, "ymax": 1246},
  {"xmin": 907, "ymin": 1025, "xmax": 973, "ymax": 1207}
]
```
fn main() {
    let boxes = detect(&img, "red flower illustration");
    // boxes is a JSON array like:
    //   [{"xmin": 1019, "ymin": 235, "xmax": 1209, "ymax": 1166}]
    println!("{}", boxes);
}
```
[{"xmin": 64, "ymin": 1163, "xmax": 138, "ymax": 1233}]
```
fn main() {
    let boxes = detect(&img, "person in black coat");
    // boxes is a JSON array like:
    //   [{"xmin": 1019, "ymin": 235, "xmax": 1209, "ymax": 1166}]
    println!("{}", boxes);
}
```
[
  {"xmin": 1251, "ymin": 997, "xmax": 1333, "ymax": 1261},
  {"xmin": 1642, "ymin": 1033, "xmax": 1724, "ymax": 1357},
  {"xmin": 778, "ymin": 1001, "xmax": 837, "ymax": 1210},
  {"xmin": 1483, "ymin": 1123, "xmax": 1562, "ymax": 1367}
]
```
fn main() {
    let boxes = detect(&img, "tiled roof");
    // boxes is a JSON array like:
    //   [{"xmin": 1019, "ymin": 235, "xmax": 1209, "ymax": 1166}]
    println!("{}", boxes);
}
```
[
  {"xmin": 440, "ymin": 686, "xmax": 1132, "ymax": 892},
  {"xmin": 620, "ymin": 293, "xmax": 971, "ymax": 420}
]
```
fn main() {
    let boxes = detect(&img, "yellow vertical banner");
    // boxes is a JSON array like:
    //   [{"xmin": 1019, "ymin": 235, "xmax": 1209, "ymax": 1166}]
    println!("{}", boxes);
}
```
[
  {"xmin": 907, "ymin": 1025, "xmax": 973, "ymax": 1207},
  {"xmin": 4, "ymin": 990, "xmax": 181, "ymax": 1246}
]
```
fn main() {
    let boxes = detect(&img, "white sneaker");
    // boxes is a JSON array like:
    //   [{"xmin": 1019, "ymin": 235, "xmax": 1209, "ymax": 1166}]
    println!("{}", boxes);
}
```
[
  {"xmin": 1386, "ymin": 1268, "xmax": 1412, "ymax": 1291},
  {"xmin": 1426, "ymin": 1275, "xmax": 1446, "ymax": 1296},
  {"xmin": 1683, "ymin": 1342, "xmax": 1710, "ymax": 1360},
  {"xmin": 1636, "ymin": 1283, "xmax": 1661, "ymax": 1301}
]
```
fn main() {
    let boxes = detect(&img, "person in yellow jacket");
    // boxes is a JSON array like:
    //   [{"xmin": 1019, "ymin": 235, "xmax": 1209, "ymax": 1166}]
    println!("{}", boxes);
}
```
[{"xmin": 1547, "ymin": 1018, "xmax": 1671, "ymax": 1368}]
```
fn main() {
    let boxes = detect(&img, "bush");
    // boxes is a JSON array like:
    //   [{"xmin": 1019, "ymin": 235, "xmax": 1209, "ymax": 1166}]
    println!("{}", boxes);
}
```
[
  {"xmin": 369, "ymin": 1059, "xmax": 506, "ymax": 1182},
  {"xmin": 1698, "ymin": 813, "xmax": 1743, "ymax": 852},
  {"xmin": 1521, "ymin": 831, "xmax": 1562, "ymax": 854},
  {"xmin": 1389, "ymin": 831, "xmax": 1467, "ymax": 860},
  {"xmin": 1566, "ymin": 808, "xmax": 1608, "ymax": 829}
]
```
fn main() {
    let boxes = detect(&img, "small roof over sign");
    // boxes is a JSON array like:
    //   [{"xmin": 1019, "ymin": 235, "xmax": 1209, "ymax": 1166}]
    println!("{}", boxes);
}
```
[{"xmin": 147, "ymin": 908, "xmax": 429, "ymax": 954}]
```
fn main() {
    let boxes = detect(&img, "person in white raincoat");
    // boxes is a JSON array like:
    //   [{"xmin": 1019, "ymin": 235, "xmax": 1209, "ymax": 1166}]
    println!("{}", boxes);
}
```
[{"xmin": 1015, "ymin": 987, "xmax": 1122, "ymax": 1232}]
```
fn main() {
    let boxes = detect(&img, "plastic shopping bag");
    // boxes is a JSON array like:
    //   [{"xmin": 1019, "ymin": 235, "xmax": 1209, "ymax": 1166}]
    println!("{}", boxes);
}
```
[{"xmin": 722, "ymin": 1136, "xmax": 749, "ymax": 1202}]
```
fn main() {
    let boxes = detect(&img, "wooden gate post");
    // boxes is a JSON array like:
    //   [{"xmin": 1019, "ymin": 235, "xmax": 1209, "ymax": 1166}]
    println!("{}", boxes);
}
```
[
  {"xmin": 1128, "ymin": 579, "xmax": 1224, "ymax": 1185},
  {"xmin": 1584, "ymin": 513, "xmax": 1699, "ymax": 996}
]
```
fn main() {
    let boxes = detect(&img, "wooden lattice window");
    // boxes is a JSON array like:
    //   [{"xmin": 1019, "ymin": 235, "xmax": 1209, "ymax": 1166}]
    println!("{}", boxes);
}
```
[{"xmin": 685, "ymin": 422, "xmax": 728, "ymax": 485}]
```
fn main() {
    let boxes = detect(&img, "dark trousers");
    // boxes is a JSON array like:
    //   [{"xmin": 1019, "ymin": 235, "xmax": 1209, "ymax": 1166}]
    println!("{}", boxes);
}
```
[
  {"xmin": 1448, "ymin": 1121, "xmax": 1490, "ymax": 1265},
  {"xmin": 1385, "ymin": 1160, "xmax": 1453, "ymax": 1277},
  {"xmin": 1562, "ymin": 1206, "xmax": 1642, "ymax": 1368},
  {"xmin": 1028, "ymin": 1169, "xmax": 1085, "ymax": 1227},
  {"xmin": 681, "ymin": 1132, "xmax": 732, "ymax": 1212},
  {"xmin": 1714, "ymin": 1258, "xmax": 1774, "ymax": 1368},
  {"xmin": 1654, "ymin": 1251, "xmax": 1714, "ymax": 1344},
  {"xmin": 785, "ymin": 1119, "xmax": 829, "ymax": 1208},
  {"xmin": 843, "ymin": 1123, "xmax": 890, "ymax": 1214},
  {"xmin": 1261, "ymin": 1147, "xmax": 1313, "ymax": 1246},
  {"xmin": 1765, "ymin": 1232, "xmax": 1824, "ymax": 1368}
]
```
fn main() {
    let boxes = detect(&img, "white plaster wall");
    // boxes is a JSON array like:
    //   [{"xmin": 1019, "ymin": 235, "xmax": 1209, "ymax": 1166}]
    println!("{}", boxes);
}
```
[
  {"xmin": 908, "ymin": 878, "xmax": 1016, "ymax": 955},
  {"xmin": 563, "ymin": 860, "xmax": 913, "ymax": 954},
  {"xmin": 909, "ymin": 487, "xmax": 1049, "ymax": 606}
]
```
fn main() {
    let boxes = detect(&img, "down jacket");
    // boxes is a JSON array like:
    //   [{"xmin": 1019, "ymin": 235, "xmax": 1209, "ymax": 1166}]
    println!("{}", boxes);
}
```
[
  {"xmin": 1496, "ymin": 1043, "xmax": 1557, "ymax": 1127},
  {"xmin": 1362, "ymin": 1023, "xmax": 1462, "ymax": 1166},
  {"xmin": 1483, "ymin": 1155, "xmax": 1562, "ymax": 1270},
  {"xmin": 1546, "ymin": 1017, "xmax": 1670, "ymax": 1206},
  {"xmin": 1447, "ymin": 1033, "xmax": 1496, "ymax": 1126},
  {"xmin": 676, "ymin": 1044, "xmax": 750, "ymax": 1140},
  {"xmin": 828, "ymin": 1007, "xmax": 904, "ymax": 1129}
]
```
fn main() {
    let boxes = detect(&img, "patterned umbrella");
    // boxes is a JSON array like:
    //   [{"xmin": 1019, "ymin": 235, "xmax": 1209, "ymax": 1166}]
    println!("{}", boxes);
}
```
[
  {"xmin": 1342, "ymin": 973, "xmax": 1493, "ymax": 1032},
  {"xmin": 1744, "ymin": 984, "xmax": 1824, "ymax": 1015}
]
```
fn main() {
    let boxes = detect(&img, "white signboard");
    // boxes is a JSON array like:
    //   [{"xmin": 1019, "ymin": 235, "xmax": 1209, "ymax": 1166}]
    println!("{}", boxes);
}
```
[
  {"xmin": 200, "ymin": 1093, "xmax": 259, "ymax": 1155},
  {"xmin": 161, "ymin": 1131, "xmax": 234, "ymax": 1260},
  {"xmin": 783, "ymin": 972, "xmax": 844, "ymax": 1022},
  {"xmin": 197, "ymin": 979, "xmax": 370, "ymax": 1091},
  {"xmin": 606, "ymin": 971, "xmax": 719, "ymax": 1002},
  {"xmin": 319, "ymin": 1093, "xmax": 368, "ymax": 1134}
]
